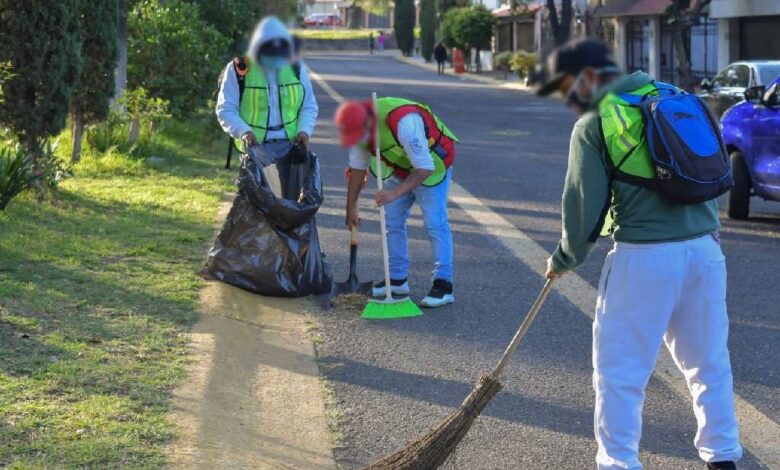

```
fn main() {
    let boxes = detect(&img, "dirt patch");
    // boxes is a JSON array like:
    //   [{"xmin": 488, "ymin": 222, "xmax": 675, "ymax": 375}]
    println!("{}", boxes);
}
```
[{"xmin": 331, "ymin": 293, "xmax": 369, "ymax": 315}]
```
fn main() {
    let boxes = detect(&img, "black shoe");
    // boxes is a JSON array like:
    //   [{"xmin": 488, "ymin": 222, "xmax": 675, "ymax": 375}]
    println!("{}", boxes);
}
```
[
  {"xmin": 372, "ymin": 278, "xmax": 410, "ymax": 297},
  {"xmin": 420, "ymin": 279, "xmax": 454, "ymax": 308},
  {"xmin": 707, "ymin": 462, "xmax": 736, "ymax": 470}
]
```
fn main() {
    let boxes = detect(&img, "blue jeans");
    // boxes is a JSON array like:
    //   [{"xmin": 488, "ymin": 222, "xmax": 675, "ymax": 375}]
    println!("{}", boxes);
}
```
[{"xmin": 383, "ymin": 170, "xmax": 453, "ymax": 283}]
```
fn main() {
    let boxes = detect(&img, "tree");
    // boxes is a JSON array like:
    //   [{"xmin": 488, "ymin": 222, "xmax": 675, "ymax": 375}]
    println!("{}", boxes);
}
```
[
  {"xmin": 344, "ymin": 0, "xmax": 391, "ymax": 29},
  {"xmin": 128, "ymin": 0, "xmax": 228, "ymax": 116},
  {"xmin": 114, "ymin": 0, "xmax": 129, "ymax": 107},
  {"xmin": 196, "ymin": 0, "xmax": 253, "ymax": 55},
  {"xmin": 394, "ymin": 0, "xmax": 415, "ymax": 56},
  {"xmin": 195, "ymin": 0, "xmax": 297, "ymax": 54},
  {"xmin": 0, "ymin": 0, "xmax": 83, "ymax": 150},
  {"xmin": 436, "ymin": 0, "xmax": 469, "ymax": 16},
  {"xmin": 441, "ymin": 7, "xmax": 468, "ymax": 51},
  {"xmin": 71, "ymin": 0, "xmax": 120, "ymax": 163},
  {"xmin": 454, "ymin": 5, "xmax": 495, "ymax": 72},
  {"xmin": 667, "ymin": 0, "xmax": 711, "ymax": 90},
  {"xmin": 420, "ymin": 0, "xmax": 437, "ymax": 62},
  {"xmin": 546, "ymin": 0, "xmax": 572, "ymax": 46}
]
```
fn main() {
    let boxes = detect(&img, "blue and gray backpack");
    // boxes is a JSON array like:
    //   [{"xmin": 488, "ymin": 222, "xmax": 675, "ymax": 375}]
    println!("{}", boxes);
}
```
[{"xmin": 598, "ymin": 81, "xmax": 733, "ymax": 205}]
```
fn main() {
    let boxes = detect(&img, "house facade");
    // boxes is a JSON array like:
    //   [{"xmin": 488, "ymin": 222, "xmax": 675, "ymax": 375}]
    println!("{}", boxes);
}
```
[{"xmin": 592, "ymin": 0, "xmax": 780, "ymax": 87}]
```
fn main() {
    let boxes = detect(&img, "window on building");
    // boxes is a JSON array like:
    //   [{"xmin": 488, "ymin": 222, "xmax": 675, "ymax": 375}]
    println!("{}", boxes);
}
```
[
  {"xmin": 626, "ymin": 19, "xmax": 650, "ymax": 74},
  {"xmin": 660, "ymin": 17, "xmax": 717, "ymax": 85}
]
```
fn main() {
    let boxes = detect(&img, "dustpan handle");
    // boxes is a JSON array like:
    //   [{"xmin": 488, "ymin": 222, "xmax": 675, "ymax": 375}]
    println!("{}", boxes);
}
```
[{"xmin": 491, "ymin": 279, "xmax": 554, "ymax": 379}]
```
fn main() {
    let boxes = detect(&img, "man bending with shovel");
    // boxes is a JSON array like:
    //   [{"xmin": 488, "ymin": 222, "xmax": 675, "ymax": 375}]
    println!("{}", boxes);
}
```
[
  {"xmin": 335, "ymin": 97, "xmax": 458, "ymax": 308},
  {"xmin": 536, "ymin": 39, "xmax": 742, "ymax": 469}
]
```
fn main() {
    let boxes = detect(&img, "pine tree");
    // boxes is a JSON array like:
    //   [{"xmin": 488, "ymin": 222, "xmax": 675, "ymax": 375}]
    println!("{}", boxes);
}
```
[
  {"xmin": 71, "ymin": 0, "xmax": 119, "ymax": 163},
  {"xmin": 394, "ymin": 0, "xmax": 415, "ymax": 56},
  {"xmin": 0, "ymin": 0, "xmax": 83, "ymax": 151},
  {"xmin": 420, "ymin": 0, "xmax": 437, "ymax": 62}
]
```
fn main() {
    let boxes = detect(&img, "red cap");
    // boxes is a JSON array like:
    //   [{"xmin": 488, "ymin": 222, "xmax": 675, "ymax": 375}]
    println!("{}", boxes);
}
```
[{"xmin": 334, "ymin": 100, "xmax": 370, "ymax": 147}]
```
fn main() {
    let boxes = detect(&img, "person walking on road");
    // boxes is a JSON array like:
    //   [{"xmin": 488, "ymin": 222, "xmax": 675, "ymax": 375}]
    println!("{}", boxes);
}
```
[
  {"xmin": 334, "ymin": 97, "xmax": 459, "ymax": 307},
  {"xmin": 536, "ymin": 39, "xmax": 743, "ymax": 470},
  {"xmin": 216, "ymin": 16, "xmax": 318, "ymax": 155},
  {"xmin": 434, "ymin": 43, "xmax": 447, "ymax": 75},
  {"xmin": 369, "ymin": 32, "xmax": 375, "ymax": 54},
  {"xmin": 377, "ymin": 31, "xmax": 386, "ymax": 53}
]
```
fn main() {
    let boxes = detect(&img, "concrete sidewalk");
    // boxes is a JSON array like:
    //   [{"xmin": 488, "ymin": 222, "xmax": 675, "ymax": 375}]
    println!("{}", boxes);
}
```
[
  {"xmin": 394, "ymin": 54, "xmax": 531, "ymax": 92},
  {"xmin": 166, "ymin": 201, "xmax": 336, "ymax": 469}
]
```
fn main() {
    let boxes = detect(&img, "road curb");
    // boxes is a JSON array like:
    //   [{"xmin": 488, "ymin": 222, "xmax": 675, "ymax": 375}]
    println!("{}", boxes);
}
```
[{"xmin": 394, "ymin": 54, "xmax": 531, "ymax": 92}]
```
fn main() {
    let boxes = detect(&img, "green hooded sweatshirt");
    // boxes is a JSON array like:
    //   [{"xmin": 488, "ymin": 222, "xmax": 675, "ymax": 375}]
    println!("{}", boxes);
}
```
[{"xmin": 550, "ymin": 71, "xmax": 720, "ymax": 273}]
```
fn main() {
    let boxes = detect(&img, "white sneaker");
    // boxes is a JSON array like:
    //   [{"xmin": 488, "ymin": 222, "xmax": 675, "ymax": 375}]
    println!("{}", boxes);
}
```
[
  {"xmin": 420, "ymin": 279, "xmax": 454, "ymax": 308},
  {"xmin": 372, "ymin": 279, "xmax": 410, "ymax": 297}
]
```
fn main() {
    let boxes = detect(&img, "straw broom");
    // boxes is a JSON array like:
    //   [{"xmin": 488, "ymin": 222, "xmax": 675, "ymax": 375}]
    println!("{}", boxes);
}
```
[{"xmin": 364, "ymin": 279, "xmax": 555, "ymax": 469}]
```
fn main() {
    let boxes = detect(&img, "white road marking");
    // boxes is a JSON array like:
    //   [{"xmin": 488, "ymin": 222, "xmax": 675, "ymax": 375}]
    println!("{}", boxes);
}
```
[{"xmin": 309, "ymin": 66, "xmax": 780, "ymax": 469}]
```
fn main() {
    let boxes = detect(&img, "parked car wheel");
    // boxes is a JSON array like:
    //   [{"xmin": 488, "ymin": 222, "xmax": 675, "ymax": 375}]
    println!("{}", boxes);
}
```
[{"xmin": 728, "ymin": 151, "xmax": 751, "ymax": 220}]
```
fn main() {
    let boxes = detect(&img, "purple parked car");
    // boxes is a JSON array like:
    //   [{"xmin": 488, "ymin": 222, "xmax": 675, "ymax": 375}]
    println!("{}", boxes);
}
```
[{"xmin": 720, "ymin": 76, "xmax": 780, "ymax": 219}]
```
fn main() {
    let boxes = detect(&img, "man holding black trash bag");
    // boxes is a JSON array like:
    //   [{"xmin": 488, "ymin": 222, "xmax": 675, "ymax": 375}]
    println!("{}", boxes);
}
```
[
  {"xmin": 207, "ymin": 16, "xmax": 331, "ymax": 298},
  {"xmin": 216, "ymin": 16, "xmax": 318, "ymax": 158}
]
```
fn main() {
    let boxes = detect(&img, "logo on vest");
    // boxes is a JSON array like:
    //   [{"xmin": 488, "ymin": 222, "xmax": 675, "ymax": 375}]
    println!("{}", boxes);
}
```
[{"xmin": 409, "ymin": 138, "xmax": 424, "ymax": 155}]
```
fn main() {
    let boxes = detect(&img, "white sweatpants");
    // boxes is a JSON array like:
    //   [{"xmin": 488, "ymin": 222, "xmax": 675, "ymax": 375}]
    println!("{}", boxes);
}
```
[{"xmin": 593, "ymin": 235, "xmax": 743, "ymax": 469}]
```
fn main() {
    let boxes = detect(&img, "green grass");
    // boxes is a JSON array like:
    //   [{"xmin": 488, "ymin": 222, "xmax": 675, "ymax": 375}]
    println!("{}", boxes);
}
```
[
  {"xmin": 292, "ymin": 28, "xmax": 388, "ymax": 40},
  {"xmin": 0, "ymin": 117, "xmax": 232, "ymax": 468}
]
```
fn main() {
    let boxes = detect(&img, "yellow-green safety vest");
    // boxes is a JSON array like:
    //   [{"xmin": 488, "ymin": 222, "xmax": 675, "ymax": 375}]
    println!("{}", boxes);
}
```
[
  {"xmin": 365, "ymin": 97, "xmax": 459, "ymax": 187},
  {"xmin": 235, "ymin": 61, "xmax": 304, "ymax": 152}
]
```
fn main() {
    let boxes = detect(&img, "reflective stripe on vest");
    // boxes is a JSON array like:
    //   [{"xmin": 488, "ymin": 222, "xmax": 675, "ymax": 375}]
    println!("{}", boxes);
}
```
[
  {"xmin": 596, "ymin": 81, "xmax": 681, "ymax": 237},
  {"xmin": 598, "ymin": 82, "xmax": 666, "ymax": 181},
  {"xmin": 235, "ymin": 62, "xmax": 303, "ymax": 152},
  {"xmin": 366, "ymin": 97, "xmax": 459, "ymax": 187}
]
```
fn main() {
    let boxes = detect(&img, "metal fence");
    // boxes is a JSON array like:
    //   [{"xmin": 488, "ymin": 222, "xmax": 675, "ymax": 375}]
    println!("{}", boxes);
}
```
[{"xmin": 660, "ymin": 17, "xmax": 718, "ymax": 85}]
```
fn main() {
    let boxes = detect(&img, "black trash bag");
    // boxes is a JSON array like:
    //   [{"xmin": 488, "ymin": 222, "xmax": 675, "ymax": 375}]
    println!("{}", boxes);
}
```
[{"xmin": 206, "ymin": 144, "xmax": 332, "ymax": 297}]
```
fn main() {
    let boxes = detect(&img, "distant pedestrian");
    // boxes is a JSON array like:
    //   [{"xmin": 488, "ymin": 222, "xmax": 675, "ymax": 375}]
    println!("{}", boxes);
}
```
[
  {"xmin": 369, "ymin": 32, "xmax": 375, "ymax": 54},
  {"xmin": 434, "ymin": 43, "xmax": 447, "ymax": 75},
  {"xmin": 377, "ymin": 31, "xmax": 385, "ymax": 52},
  {"xmin": 536, "ymin": 38, "xmax": 742, "ymax": 470}
]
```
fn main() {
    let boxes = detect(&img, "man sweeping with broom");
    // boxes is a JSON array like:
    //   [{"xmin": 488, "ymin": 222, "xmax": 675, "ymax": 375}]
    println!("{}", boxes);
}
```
[
  {"xmin": 334, "ymin": 97, "xmax": 458, "ymax": 308},
  {"xmin": 536, "ymin": 39, "xmax": 742, "ymax": 469}
]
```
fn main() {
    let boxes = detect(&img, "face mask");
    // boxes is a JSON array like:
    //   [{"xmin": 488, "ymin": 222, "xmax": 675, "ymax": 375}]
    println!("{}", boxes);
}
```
[
  {"xmin": 565, "ymin": 71, "xmax": 598, "ymax": 115},
  {"xmin": 260, "ymin": 55, "xmax": 289, "ymax": 70}
]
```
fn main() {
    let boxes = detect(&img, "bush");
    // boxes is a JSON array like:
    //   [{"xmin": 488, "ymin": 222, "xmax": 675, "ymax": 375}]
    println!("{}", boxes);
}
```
[
  {"xmin": 119, "ymin": 87, "xmax": 171, "ymax": 144},
  {"xmin": 510, "ymin": 50, "xmax": 538, "ymax": 81},
  {"xmin": 0, "ymin": 139, "xmax": 36, "ymax": 210},
  {"xmin": 494, "ymin": 51, "xmax": 513, "ymax": 76},
  {"xmin": 0, "ymin": 129, "xmax": 69, "ymax": 209},
  {"xmin": 128, "ymin": 0, "xmax": 228, "ymax": 117},
  {"xmin": 29, "ymin": 139, "xmax": 71, "ymax": 201}
]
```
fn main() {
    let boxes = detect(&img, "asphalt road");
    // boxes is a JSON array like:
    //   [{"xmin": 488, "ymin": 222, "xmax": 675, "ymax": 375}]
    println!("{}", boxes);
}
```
[{"xmin": 303, "ymin": 52, "xmax": 779, "ymax": 469}]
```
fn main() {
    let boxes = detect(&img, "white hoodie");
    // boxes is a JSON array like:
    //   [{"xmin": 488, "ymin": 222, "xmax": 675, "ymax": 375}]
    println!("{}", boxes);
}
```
[{"xmin": 215, "ymin": 17, "xmax": 318, "ymax": 141}]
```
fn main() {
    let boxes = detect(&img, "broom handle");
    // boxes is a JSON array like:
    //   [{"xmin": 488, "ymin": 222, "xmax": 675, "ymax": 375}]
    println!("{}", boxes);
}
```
[
  {"xmin": 372, "ymin": 92, "xmax": 393, "ymax": 301},
  {"xmin": 491, "ymin": 279, "xmax": 554, "ymax": 379}
]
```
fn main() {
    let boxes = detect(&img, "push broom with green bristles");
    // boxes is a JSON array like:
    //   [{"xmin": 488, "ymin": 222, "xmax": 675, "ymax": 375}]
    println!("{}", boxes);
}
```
[{"xmin": 361, "ymin": 92, "xmax": 423, "ymax": 320}]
